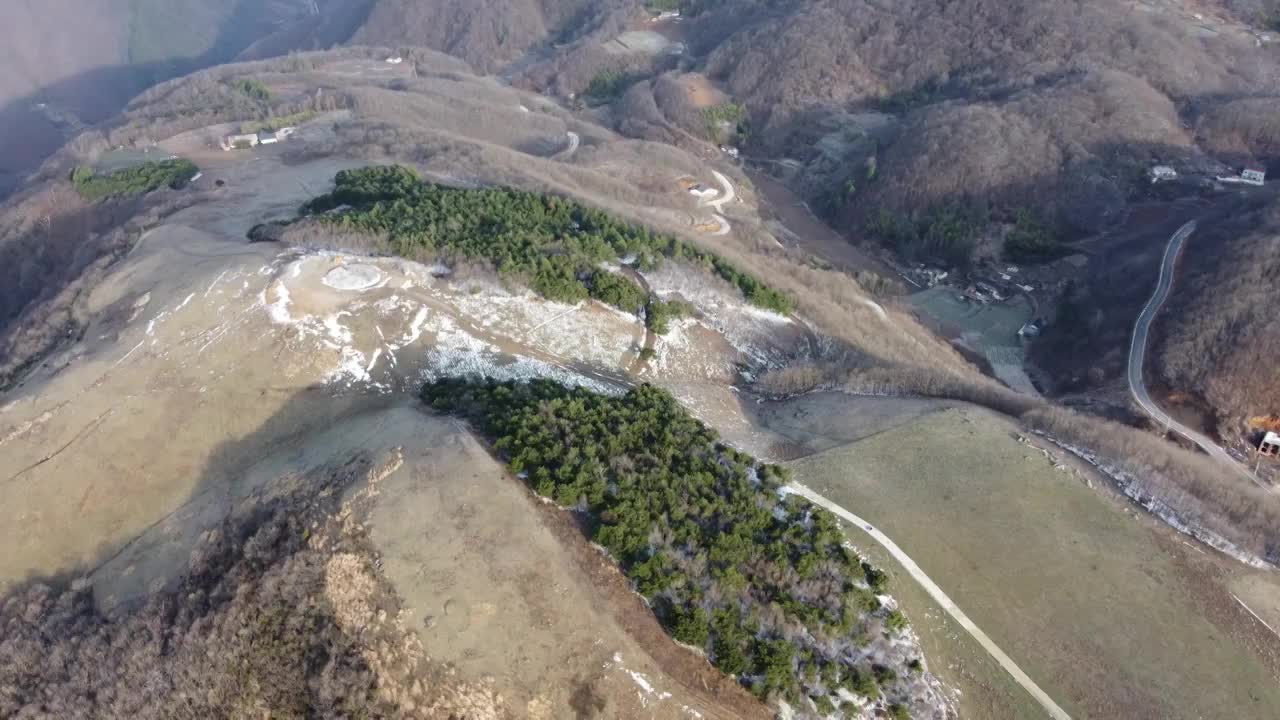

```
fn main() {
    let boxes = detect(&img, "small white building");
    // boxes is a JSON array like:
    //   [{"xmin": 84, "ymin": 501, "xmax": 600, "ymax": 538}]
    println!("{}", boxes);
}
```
[
  {"xmin": 719, "ymin": 145, "xmax": 740, "ymax": 158},
  {"xmin": 1242, "ymin": 168, "xmax": 1266, "ymax": 186},
  {"xmin": 221, "ymin": 126, "xmax": 297, "ymax": 151},
  {"xmin": 1259, "ymin": 431, "xmax": 1280, "ymax": 458},
  {"xmin": 220, "ymin": 132, "xmax": 260, "ymax": 151},
  {"xmin": 386, "ymin": 56, "xmax": 403, "ymax": 64},
  {"xmin": 1151, "ymin": 165, "xmax": 1177, "ymax": 183}
]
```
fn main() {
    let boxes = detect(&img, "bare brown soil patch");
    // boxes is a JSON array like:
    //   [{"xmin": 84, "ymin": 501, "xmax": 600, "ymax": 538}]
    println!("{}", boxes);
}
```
[{"xmin": 678, "ymin": 73, "xmax": 729, "ymax": 109}]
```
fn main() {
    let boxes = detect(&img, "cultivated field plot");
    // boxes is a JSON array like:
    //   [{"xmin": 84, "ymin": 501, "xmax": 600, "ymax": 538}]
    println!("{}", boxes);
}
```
[{"xmin": 775, "ymin": 398, "xmax": 1280, "ymax": 720}]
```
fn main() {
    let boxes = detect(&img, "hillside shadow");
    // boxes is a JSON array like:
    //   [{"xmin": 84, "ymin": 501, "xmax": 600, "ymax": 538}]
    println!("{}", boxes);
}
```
[
  {"xmin": 0, "ymin": 383, "xmax": 403, "ymax": 613},
  {"xmin": 0, "ymin": 0, "xmax": 374, "ymax": 201}
]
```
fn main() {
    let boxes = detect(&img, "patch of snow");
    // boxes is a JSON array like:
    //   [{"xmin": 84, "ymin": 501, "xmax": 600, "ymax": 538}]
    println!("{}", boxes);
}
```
[
  {"xmin": 645, "ymin": 262, "xmax": 798, "ymax": 370},
  {"xmin": 322, "ymin": 263, "xmax": 385, "ymax": 291},
  {"xmin": 627, "ymin": 669, "xmax": 656, "ymax": 694},
  {"xmin": 418, "ymin": 349, "xmax": 620, "ymax": 395},
  {"xmin": 323, "ymin": 311, "xmax": 354, "ymax": 345},
  {"xmin": 262, "ymin": 281, "xmax": 294, "ymax": 324},
  {"xmin": 400, "ymin": 307, "xmax": 429, "ymax": 346},
  {"xmin": 327, "ymin": 347, "xmax": 371, "ymax": 385}
]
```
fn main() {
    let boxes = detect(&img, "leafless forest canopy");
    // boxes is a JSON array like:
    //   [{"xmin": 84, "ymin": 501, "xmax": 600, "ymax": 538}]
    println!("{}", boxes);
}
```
[
  {"xmin": 1159, "ymin": 197, "xmax": 1280, "ymax": 435},
  {"xmin": 526, "ymin": 0, "xmax": 1273, "ymax": 242},
  {"xmin": 0, "ymin": 455, "xmax": 503, "ymax": 719}
]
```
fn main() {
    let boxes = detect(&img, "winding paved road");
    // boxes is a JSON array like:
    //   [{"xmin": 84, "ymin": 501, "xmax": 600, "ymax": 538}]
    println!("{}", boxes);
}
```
[
  {"xmin": 1128, "ymin": 221, "xmax": 1268, "ymax": 488},
  {"xmin": 786, "ymin": 482, "xmax": 1073, "ymax": 720}
]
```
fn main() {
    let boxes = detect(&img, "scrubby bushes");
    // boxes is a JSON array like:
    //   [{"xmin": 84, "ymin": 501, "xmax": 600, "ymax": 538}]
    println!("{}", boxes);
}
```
[
  {"xmin": 422, "ymin": 378, "xmax": 916, "ymax": 712},
  {"xmin": 302, "ymin": 165, "xmax": 793, "ymax": 316},
  {"xmin": 703, "ymin": 102, "xmax": 749, "ymax": 142},
  {"xmin": 241, "ymin": 110, "xmax": 316, "ymax": 134},
  {"xmin": 865, "ymin": 204, "xmax": 987, "ymax": 268},
  {"xmin": 1023, "ymin": 405, "xmax": 1280, "ymax": 562},
  {"xmin": 1003, "ymin": 209, "xmax": 1063, "ymax": 263},
  {"xmin": 646, "ymin": 297, "xmax": 695, "ymax": 334},
  {"xmin": 586, "ymin": 68, "xmax": 642, "ymax": 101},
  {"xmin": 70, "ymin": 159, "xmax": 198, "ymax": 201},
  {"xmin": 232, "ymin": 77, "xmax": 272, "ymax": 102}
]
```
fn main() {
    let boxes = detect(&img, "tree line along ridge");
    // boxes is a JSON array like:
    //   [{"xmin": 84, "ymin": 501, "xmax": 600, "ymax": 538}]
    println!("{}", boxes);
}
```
[
  {"xmin": 70, "ymin": 159, "xmax": 199, "ymax": 201},
  {"xmin": 422, "ymin": 378, "xmax": 921, "ymax": 717},
  {"xmin": 299, "ymin": 165, "xmax": 792, "ymax": 331}
]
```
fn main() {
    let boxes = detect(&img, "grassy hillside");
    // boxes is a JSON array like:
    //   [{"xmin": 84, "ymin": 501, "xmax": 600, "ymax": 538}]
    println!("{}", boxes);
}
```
[
  {"xmin": 424, "ymin": 378, "xmax": 938, "ymax": 717},
  {"xmin": 784, "ymin": 401, "xmax": 1280, "ymax": 720}
]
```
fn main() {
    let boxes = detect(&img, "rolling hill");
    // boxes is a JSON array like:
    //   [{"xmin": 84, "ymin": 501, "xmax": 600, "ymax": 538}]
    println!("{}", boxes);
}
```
[{"xmin": 0, "ymin": 0, "xmax": 374, "ymax": 196}]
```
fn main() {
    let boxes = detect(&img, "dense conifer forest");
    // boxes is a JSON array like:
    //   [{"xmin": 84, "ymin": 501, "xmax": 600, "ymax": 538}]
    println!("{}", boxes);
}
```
[
  {"xmin": 70, "ymin": 159, "xmax": 198, "ymax": 201},
  {"xmin": 423, "ymin": 378, "xmax": 917, "ymax": 713},
  {"xmin": 302, "ymin": 166, "xmax": 793, "ymax": 329}
]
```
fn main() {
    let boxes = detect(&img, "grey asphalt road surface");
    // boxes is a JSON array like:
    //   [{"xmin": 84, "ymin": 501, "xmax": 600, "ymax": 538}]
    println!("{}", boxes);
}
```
[{"xmin": 1127, "ymin": 220, "xmax": 1268, "ymax": 489}]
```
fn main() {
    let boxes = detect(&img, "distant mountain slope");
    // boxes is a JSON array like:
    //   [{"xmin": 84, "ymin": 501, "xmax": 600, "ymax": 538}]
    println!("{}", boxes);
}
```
[
  {"xmin": 351, "ymin": 0, "xmax": 633, "ymax": 73},
  {"xmin": 548, "ymin": 0, "xmax": 1279, "ymax": 240},
  {"xmin": 690, "ymin": 0, "xmax": 1278, "ymax": 228},
  {"xmin": 0, "ymin": 0, "xmax": 373, "ymax": 196}
]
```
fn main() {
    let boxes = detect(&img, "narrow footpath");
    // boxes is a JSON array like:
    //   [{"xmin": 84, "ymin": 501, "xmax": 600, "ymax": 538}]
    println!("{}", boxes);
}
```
[{"xmin": 787, "ymin": 482, "xmax": 1074, "ymax": 720}]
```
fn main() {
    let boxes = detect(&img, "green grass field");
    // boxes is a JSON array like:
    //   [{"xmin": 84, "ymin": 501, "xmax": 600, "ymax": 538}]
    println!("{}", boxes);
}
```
[{"xmin": 783, "ymin": 402, "xmax": 1280, "ymax": 720}]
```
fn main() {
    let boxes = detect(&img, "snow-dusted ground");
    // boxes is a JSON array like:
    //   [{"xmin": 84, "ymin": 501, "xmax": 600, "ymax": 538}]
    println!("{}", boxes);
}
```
[
  {"xmin": 322, "ymin": 263, "xmax": 385, "ymax": 291},
  {"xmin": 1035, "ymin": 433, "xmax": 1272, "ymax": 569},
  {"xmin": 113, "ymin": 247, "xmax": 820, "ymax": 437},
  {"xmin": 645, "ymin": 261, "xmax": 807, "ymax": 376}
]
